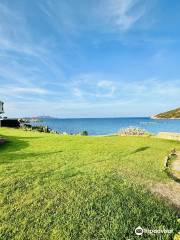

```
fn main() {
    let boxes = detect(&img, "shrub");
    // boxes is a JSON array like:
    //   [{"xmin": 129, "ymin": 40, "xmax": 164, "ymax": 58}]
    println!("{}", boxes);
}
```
[
  {"xmin": 21, "ymin": 124, "xmax": 32, "ymax": 130},
  {"xmin": 31, "ymin": 125, "xmax": 52, "ymax": 133},
  {"xmin": 80, "ymin": 130, "xmax": 88, "ymax": 136},
  {"xmin": 18, "ymin": 118, "xmax": 30, "ymax": 124},
  {"xmin": 21, "ymin": 124, "xmax": 52, "ymax": 133}
]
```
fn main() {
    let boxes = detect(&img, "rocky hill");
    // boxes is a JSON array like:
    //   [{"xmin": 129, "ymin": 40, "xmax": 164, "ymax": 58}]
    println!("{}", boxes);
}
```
[{"xmin": 152, "ymin": 107, "xmax": 180, "ymax": 119}]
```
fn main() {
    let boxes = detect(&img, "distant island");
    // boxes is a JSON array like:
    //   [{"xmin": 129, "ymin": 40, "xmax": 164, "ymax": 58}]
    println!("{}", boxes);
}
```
[
  {"xmin": 152, "ymin": 107, "xmax": 180, "ymax": 119},
  {"xmin": 19, "ymin": 116, "xmax": 56, "ymax": 124},
  {"xmin": 32, "ymin": 116, "xmax": 55, "ymax": 119}
]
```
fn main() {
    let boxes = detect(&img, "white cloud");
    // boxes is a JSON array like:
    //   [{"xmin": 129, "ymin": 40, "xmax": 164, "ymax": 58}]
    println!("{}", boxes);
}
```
[
  {"xmin": 0, "ymin": 1, "xmax": 67, "ymax": 105},
  {"xmin": 12, "ymin": 87, "xmax": 48, "ymax": 94},
  {"xmin": 71, "ymin": 74, "xmax": 118, "ymax": 98},
  {"xmin": 0, "ymin": 1, "xmax": 178, "ymax": 118},
  {"xmin": 102, "ymin": 0, "xmax": 145, "ymax": 30},
  {"xmin": 0, "ymin": 1, "xmax": 62, "ymax": 72},
  {"xmin": 2, "ymin": 74, "xmax": 180, "ymax": 118},
  {"xmin": 72, "ymin": 88, "xmax": 83, "ymax": 97},
  {"xmin": 38, "ymin": 0, "xmax": 147, "ymax": 36},
  {"xmin": 70, "ymin": 73, "xmax": 180, "ymax": 102},
  {"xmin": 96, "ymin": 80, "xmax": 117, "ymax": 97}
]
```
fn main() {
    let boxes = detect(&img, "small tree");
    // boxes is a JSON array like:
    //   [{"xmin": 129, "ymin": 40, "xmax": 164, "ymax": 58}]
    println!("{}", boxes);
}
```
[{"xmin": 80, "ymin": 130, "xmax": 88, "ymax": 136}]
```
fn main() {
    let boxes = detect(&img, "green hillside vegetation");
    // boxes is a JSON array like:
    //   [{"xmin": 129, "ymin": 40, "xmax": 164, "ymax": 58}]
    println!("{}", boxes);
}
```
[
  {"xmin": 0, "ymin": 128, "xmax": 180, "ymax": 240},
  {"xmin": 153, "ymin": 107, "xmax": 180, "ymax": 119}
]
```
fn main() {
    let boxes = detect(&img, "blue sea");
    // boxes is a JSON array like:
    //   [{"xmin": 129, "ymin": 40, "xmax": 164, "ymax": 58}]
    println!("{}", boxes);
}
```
[{"xmin": 33, "ymin": 118, "xmax": 180, "ymax": 136}]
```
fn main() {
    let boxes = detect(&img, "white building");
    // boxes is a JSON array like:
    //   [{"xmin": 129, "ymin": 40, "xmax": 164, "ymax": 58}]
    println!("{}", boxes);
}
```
[{"xmin": 0, "ymin": 101, "xmax": 4, "ymax": 114}]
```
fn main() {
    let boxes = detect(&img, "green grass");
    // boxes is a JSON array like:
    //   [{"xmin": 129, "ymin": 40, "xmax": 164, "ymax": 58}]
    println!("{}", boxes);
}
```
[{"xmin": 0, "ymin": 128, "xmax": 180, "ymax": 240}]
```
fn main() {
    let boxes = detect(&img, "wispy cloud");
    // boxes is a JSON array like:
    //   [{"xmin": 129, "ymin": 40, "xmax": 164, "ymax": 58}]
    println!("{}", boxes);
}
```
[
  {"xmin": 101, "ymin": 0, "xmax": 146, "ymax": 30},
  {"xmin": 0, "ymin": 0, "xmax": 179, "ymax": 118},
  {"xmin": 72, "ymin": 88, "xmax": 83, "ymax": 98},
  {"xmin": 0, "ymin": 1, "xmax": 66, "ymax": 103},
  {"xmin": 0, "ymin": 2, "xmax": 35, "ymax": 56},
  {"xmin": 70, "ymin": 73, "xmax": 180, "ymax": 102},
  {"xmin": 39, "ymin": 0, "xmax": 147, "ymax": 36},
  {"xmin": 71, "ymin": 74, "xmax": 118, "ymax": 98},
  {"xmin": 12, "ymin": 87, "xmax": 48, "ymax": 94},
  {"xmin": 96, "ymin": 80, "xmax": 117, "ymax": 97},
  {"xmin": 0, "ymin": 1, "xmax": 63, "ymax": 72}
]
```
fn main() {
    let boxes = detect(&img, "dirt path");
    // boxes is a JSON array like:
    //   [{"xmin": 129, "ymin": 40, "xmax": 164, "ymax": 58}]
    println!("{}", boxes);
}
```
[
  {"xmin": 171, "ymin": 152, "xmax": 180, "ymax": 180},
  {"xmin": 152, "ymin": 181, "xmax": 180, "ymax": 209},
  {"xmin": 151, "ymin": 152, "xmax": 180, "ymax": 209}
]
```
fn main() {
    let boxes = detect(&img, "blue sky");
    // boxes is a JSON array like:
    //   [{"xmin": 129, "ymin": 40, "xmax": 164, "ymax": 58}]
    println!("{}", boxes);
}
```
[{"xmin": 0, "ymin": 0, "xmax": 180, "ymax": 118}]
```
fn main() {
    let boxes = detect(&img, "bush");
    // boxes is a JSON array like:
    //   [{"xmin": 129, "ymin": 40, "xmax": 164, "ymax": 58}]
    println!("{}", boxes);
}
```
[
  {"xmin": 80, "ymin": 130, "xmax": 88, "ymax": 136},
  {"xmin": 31, "ymin": 125, "xmax": 52, "ymax": 133},
  {"xmin": 118, "ymin": 127, "xmax": 150, "ymax": 136},
  {"xmin": 21, "ymin": 124, "xmax": 32, "ymax": 130},
  {"xmin": 21, "ymin": 124, "xmax": 52, "ymax": 133},
  {"xmin": 18, "ymin": 118, "xmax": 30, "ymax": 124}
]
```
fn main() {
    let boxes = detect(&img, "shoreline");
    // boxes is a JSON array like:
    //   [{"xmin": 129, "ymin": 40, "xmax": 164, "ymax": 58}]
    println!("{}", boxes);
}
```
[
  {"xmin": 151, "ymin": 116, "xmax": 180, "ymax": 120},
  {"xmin": 21, "ymin": 118, "xmax": 180, "ymax": 137}
]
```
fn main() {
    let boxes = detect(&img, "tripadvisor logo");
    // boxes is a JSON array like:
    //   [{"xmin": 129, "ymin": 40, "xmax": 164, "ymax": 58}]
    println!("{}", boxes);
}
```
[
  {"xmin": 135, "ymin": 226, "xmax": 143, "ymax": 236},
  {"xmin": 135, "ymin": 226, "xmax": 173, "ymax": 236}
]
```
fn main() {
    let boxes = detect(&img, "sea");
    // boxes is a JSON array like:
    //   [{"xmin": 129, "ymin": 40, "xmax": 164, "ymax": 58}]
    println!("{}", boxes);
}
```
[{"xmin": 32, "ymin": 117, "xmax": 180, "ymax": 136}]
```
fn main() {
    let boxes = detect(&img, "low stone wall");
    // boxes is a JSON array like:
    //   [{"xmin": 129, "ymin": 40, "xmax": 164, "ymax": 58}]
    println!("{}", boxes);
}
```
[
  {"xmin": 157, "ymin": 132, "xmax": 180, "ymax": 141},
  {"xmin": 164, "ymin": 149, "xmax": 180, "ymax": 183}
]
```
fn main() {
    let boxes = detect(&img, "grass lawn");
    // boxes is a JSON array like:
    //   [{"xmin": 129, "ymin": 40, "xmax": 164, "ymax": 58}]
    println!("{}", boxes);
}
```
[{"xmin": 0, "ymin": 128, "xmax": 180, "ymax": 240}]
